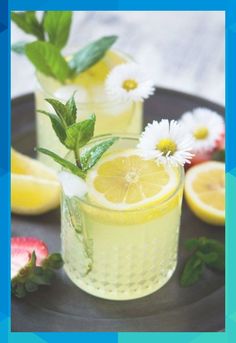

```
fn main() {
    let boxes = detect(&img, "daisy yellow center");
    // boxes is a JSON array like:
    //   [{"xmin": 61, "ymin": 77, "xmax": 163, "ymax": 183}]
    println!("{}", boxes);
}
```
[
  {"xmin": 122, "ymin": 79, "xmax": 138, "ymax": 92},
  {"xmin": 156, "ymin": 139, "xmax": 177, "ymax": 156},
  {"xmin": 194, "ymin": 127, "xmax": 209, "ymax": 140}
]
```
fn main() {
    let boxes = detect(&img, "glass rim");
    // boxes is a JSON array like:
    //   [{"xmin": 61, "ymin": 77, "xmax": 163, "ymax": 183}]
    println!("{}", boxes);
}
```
[
  {"xmin": 63, "ymin": 134, "xmax": 185, "ymax": 214},
  {"xmin": 35, "ymin": 49, "xmax": 137, "ymax": 108}
]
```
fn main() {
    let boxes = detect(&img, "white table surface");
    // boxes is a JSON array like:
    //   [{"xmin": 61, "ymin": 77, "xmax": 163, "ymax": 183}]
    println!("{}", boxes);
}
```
[{"xmin": 11, "ymin": 11, "xmax": 225, "ymax": 105}]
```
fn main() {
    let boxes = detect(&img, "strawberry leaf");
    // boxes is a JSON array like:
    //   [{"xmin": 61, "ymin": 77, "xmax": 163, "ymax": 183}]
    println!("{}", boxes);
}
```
[
  {"xmin": 212, "ymin": 149, "xmax": 225, "ymax": 162},
  {"xmin": 43, "ymin": 253, "xmax": 64, "ymax": 270},
  {"xmin": 11, "ymin": 250, "xmax": 64, "ymax": 298},
  {"xmin": 24, "ymin": 280, "xmax": 38, "ymax": 292}
]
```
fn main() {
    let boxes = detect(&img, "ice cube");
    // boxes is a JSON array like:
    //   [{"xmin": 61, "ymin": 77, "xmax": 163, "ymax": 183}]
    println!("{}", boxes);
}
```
[
  {"xmin": 58, "ymin": 171, "xmax": 88, "ymax": 198},
  {"xmin": 54, "ymin": 85, "xmax": 89, "ymax": 103}
]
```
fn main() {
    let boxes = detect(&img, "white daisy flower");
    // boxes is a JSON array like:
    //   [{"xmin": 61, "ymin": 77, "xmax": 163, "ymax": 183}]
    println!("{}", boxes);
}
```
[
  {"xmin": 180, "ymin": 108, "xmax": 225, "ymax": 152},
  {"xmin": 105, "ymin": 63, "xmax": 155, "ymax": 102},
  {"xmin": 137, "ymin": 119, "xmax": 194, "ymax": 166}
]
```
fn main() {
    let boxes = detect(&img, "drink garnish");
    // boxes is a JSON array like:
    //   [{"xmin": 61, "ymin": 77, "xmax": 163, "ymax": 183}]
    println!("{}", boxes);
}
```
[
  {"xmin": 37, "ymin": 94, "xmax": 118, "ymax": 178},
  {"xmin": 137, "ymin": 119, "xmax": 193, "ymax": 165},
  {"xmin": 105, "ymin": 63, "xmax": 155, "ymax": 102},
  {"xmin": 11, "ymin": 11, "xmax": 118, "ymax": 83}
]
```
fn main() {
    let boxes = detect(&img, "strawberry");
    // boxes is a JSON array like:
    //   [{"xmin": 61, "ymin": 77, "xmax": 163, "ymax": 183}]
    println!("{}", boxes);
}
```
[
  {"xmin": 11, "ymin": 237, "xmax": 49, "ymax": 278},
  {"xmin": 188, "ymin": 132, "xmax": 225, "ymax": 168},
  {"xmin": 215, "ymin": 132, "xmax": 225, "ymax": 150},
  {"xmin": 11, "ymin": 236, "xmax": 63, "ymax": 298},
  {"xmin": 189, "ymin": 150, "xmax": 213, "ymax": 167}
]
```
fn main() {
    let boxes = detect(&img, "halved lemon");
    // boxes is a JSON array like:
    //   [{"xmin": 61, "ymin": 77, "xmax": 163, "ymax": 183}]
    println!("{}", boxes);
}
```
[
  {"xmin": 184, "ymin": 161, "xmax": 225, "ymax": 226},
  {"xmin": 11, "ymin": 148, "xmax": 61, "ymax": 215},
  {"xmin": 86, "ymin": 150, "xmax": 179, "ymax": 211}
]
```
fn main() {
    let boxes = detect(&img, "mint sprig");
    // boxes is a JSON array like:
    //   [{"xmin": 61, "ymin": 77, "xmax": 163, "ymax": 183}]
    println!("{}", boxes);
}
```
[
  {"xmin": 180, "ymin": 237, "xmax": 225, "ymax": 287},
  {"xmin": 38, "ymin": 95, "xmax": 118, "ymax": 177},
  {"xmin": 11, "ymin": 251, "xmax": 63, "ymax": 298},
  {"xmin": 11, "ymin": 11, "xmax": 118, "ymax": 82}
]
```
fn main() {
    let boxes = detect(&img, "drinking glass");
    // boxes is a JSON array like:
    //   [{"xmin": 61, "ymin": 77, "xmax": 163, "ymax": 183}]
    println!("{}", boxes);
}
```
[
  {"xmin": 61, "ymin": 135, "xmax": 184, "ymax": 300},
  {"xmin": 35, "ymin": 51, "xmax": 143, "ymax": 169}
]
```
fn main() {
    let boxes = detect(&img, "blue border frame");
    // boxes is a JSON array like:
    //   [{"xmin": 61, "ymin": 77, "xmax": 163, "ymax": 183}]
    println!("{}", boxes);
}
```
[{"xmin": 1, "ymin": 1, "xmax": 236, "ymax": 342}]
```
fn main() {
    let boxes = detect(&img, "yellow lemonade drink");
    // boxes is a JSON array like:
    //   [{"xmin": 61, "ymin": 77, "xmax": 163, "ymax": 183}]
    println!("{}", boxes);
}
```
[
  {"xmin": 61, "ymin": 136, "xmax": 184, "ymax": 300},
  {"xmin": 35, "ymin": 51, "xmax": 143, "ymax": 169}
]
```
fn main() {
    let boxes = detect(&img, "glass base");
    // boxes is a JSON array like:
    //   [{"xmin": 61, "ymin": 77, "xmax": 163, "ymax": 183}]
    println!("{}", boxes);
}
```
[{"xmin": 64, "ymin": 261, "xmax": 177, "ymax": 301}]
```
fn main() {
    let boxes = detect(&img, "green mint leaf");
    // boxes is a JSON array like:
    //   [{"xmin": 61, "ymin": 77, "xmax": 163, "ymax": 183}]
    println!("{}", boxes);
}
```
[
  {"xmin": 69, "ymin": 35, "xmax": 118, "ymax": 74},
  {"xmin": 180, "ymin": 254, "xmax": 205, "ymax": 287},
  {"xmin": 196, "ymin": 251, "xmax": 218, "ymax": 264},
  {"xmin": 212, "ymin": 149, "xmax": 225, "ymax": 162},
  {"xmin": 43, "ymin": 11, "xmax": 72, "ymax": 49},
  {"xmin": 37, "ymin": 148, "xmax": 85, "ymax": 178},
  {"xmin": 184, "ymin": 238, "xmax": 200, "ymax": 252},
  {"xmin": 64, "ymin": 114, "xmax": 96, "ymax": 150},
  {"xmin": 65, "ymin": 93, "xmax": 77, "ymax": 125},
  {"xmin": 25, "ymin": 41, "xmax": 70, "ymax": 83},
  {"xmin": 198, "ymin": 238, "xmax": 225, "ymax": 271},
  {"xmin": 11, "ymin": 11, "xmax": 44, "ymax": 40},
  {"xmin": 38, "ymin": 110, "xmax": 67, "ymax": 144},
  {"xmin": 45, "ymin": 96, "xmax": 76, "ymax": 126},
  {"xmin": 45, "ymin": 98, "xmax": 68, "ymax": 125},
  {"xmin": 80, "ymin": 137, "xmax": 118, "ymax": 171},
  {"xmin": 11, "ymin": 41, "xmax": 27, "ymax": 55}
]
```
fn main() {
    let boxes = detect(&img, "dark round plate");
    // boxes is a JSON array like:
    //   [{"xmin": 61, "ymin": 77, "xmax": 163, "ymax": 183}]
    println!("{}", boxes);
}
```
[{"xmin": 11, "ymin": 88, "xmax": 225, "ymax": 332}]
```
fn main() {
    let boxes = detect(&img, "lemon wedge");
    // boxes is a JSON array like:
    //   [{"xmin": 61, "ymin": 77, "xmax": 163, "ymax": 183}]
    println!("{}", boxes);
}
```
[
  {"xmin": 184, "ymin": 161, "xmax": 225, "ymax": 226},
  {"xmin": 11, "ymin": 148, "xmax": 61, "ymax": 215},
  {"xmin": 86, "ymin": 150, "xmax": 179, "ymax": 211}
]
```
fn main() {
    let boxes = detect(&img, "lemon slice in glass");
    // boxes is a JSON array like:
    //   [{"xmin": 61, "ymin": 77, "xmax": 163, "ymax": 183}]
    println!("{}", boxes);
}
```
[
  {"xmin": 86, "ymin": 150, "xmax": 179, "ymax": 211},
  {"xmin": 11, "ymin": 148, "xmax": 61, "ymax": 215},
  {"xmin": 184, "ymin": 161, "xmax": 225, "ymax": 226}
]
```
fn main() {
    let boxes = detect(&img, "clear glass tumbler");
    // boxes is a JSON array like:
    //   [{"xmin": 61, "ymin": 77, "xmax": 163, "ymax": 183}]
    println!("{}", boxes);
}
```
[{"xmin": 61, "ymin": 135, "xmax": 184, "ymax": 300}]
